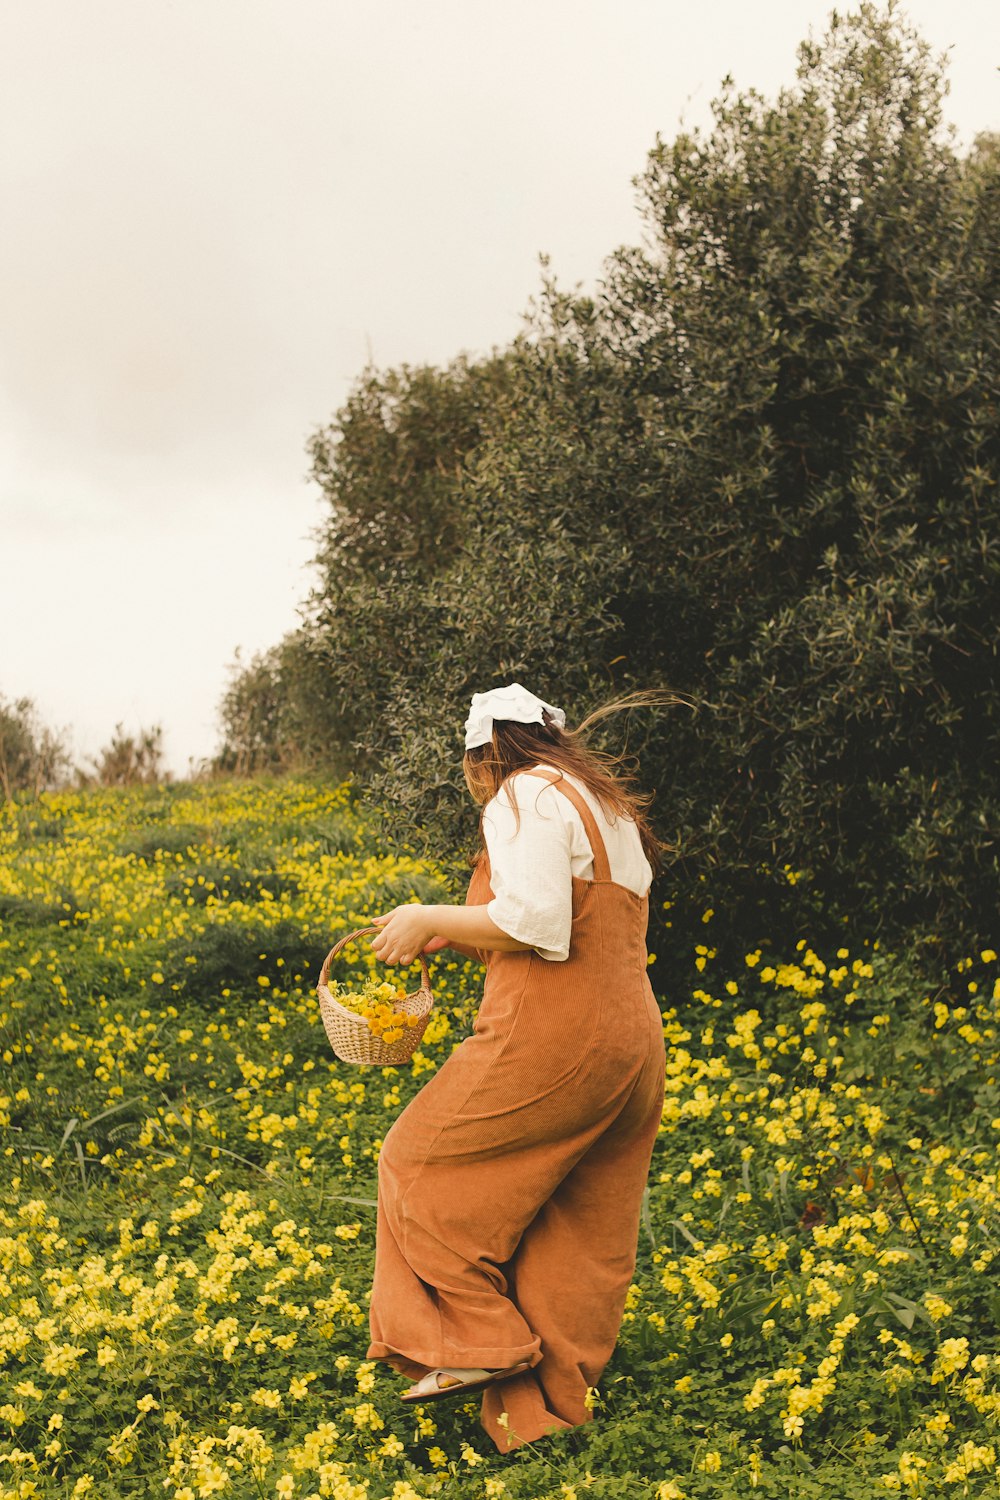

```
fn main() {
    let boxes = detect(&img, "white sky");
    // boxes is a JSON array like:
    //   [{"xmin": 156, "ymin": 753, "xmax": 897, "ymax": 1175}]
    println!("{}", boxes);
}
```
[{"xmin": 2, "ymin": 0, "xmax": 997, "ymax": 780}]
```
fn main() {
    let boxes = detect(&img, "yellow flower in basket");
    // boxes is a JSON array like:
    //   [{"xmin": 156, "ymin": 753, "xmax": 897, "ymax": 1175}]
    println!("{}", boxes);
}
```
[
  {"xmin": 317, "ymin": 925, "xmax": 435, "ymax": 1066},
  {"xmin": 326, "ymin": 976, "xmax": 422, "ymax": 1040}
]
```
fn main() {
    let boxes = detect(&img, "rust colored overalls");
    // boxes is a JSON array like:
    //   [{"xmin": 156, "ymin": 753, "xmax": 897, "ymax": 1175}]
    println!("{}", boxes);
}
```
[{"xmin": 366, "ymin": 768, "xmax": 666, "ymax": 1452}]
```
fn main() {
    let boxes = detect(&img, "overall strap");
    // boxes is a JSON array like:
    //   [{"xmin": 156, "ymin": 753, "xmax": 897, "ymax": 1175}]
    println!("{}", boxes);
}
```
[{"xmin": 527, "ymin": 767, "xmax": 612, "ymax": 882}]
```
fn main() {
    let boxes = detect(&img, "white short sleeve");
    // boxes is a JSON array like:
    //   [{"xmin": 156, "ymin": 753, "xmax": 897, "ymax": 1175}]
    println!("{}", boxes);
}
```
[{"xmin": 482, "ymin": 773, "xmax": 573, "ymax": 962}]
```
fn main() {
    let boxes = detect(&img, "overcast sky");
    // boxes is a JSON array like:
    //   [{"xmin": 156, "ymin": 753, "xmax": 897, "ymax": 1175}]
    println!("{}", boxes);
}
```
[{"xmin": 2, "ymin": 0, "xmax": 997, "ymax": 781}]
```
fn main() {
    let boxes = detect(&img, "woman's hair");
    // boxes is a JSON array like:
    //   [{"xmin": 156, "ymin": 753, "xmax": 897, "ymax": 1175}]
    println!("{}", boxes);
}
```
[{"xmin": 462, "ymin": 687, "xmax": 684, "ymax": 878}]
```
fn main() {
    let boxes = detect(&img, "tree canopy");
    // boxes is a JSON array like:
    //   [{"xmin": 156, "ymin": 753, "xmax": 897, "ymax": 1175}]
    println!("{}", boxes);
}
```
[{"xmin": 216, "ymin": 3, "xmax": 1000, "ymax": 967}]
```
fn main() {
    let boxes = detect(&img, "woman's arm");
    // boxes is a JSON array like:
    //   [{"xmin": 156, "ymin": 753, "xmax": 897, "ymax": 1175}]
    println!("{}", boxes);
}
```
[
  {"xmin": 436, "ymin": 936, "xmax": 487, "ymax": 964},
  {"xmin": 370, "ymin": 903, "xmax": 533, "ymax": 966}
]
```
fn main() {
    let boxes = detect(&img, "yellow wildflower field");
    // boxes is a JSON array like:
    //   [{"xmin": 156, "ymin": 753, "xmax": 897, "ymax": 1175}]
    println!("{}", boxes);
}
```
[{"xmin": 1, "ymin": 777, "xmax": 998, "ymax": 1499}]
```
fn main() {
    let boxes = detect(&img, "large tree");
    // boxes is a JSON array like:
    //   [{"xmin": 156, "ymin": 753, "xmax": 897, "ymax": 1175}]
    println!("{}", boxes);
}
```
[{"xmin": 221, "ymin": 3, "xmax": 1000, "ymax": 967}]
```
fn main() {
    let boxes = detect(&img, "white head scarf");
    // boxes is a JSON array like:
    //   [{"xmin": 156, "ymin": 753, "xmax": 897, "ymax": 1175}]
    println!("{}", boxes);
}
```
[{"xmin": 464, "ymin": 682, "xmax": 566, "ymax": 750}]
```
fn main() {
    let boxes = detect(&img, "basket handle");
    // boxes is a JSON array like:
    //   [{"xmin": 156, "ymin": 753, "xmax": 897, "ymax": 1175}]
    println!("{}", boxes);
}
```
[{"xmin": 317, "ymin": 924, "xmax": 433, "ymax": 992}]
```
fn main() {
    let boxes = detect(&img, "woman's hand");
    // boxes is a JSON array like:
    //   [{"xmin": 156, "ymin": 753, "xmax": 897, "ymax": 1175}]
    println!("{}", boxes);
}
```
[
  {"xmin": 370, "ymin": 905, "xmax": 442, "ymax": 965},
  {"xmin": 421, "ymin": 935, "xmax": 451, "ymax": 954},
  {"xmin": 371, "ymin": 901, "xmax": 532, "ymax": 962}
]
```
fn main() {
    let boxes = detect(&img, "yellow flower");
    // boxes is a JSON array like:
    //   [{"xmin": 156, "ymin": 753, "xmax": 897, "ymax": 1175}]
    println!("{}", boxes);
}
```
[
  {"xmin": 744, "ymin": 1378, "xmax": 770, "ymax": 1412},
  {"xmin": 251, "ymin": 1387, "xmax": 283, "ymax": 1409},
  {"xmin": 942, "ymin": 1441, "xmax": 997, "ymax": 1484},
  {"xmin": 925, "ymin": 1410, "xmax": 951, "ymax": 1439},
  {"xmin": 932, "ymin": 1338, "xmax": 970, "ymax": 1382}
]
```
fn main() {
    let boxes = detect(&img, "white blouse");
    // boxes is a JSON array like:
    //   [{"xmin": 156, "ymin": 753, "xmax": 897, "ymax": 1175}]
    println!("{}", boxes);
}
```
[{"xmin": 483, "ymin": 763, "xmax": 653, "ymax": 962}]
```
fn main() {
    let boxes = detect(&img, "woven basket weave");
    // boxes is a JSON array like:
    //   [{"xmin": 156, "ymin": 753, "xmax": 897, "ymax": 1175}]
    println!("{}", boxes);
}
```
[{"xmin": 316, "ymin": 925, "xmax": 434, "ymax": 1066}]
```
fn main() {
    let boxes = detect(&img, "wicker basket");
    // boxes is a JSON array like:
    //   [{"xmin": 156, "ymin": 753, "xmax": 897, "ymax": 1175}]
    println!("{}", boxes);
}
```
[{"xmin": 316, "ymin": 925, "xmax": 434, "ymax": 1066}]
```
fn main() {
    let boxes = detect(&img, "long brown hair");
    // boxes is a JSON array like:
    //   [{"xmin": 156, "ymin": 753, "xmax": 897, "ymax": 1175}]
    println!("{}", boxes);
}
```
[{"xmin": 463, "ymin": 687, "xmax": 686, "ymax": 878}]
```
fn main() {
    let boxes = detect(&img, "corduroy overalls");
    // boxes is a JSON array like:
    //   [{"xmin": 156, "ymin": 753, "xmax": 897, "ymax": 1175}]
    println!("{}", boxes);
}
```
[{"xmin": 367, "ymin": 768, "xmax": 666, "ymax": 1451}]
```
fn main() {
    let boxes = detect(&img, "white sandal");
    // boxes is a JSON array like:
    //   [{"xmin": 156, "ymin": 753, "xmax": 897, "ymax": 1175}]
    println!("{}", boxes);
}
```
[{"xmin": 399, "ymin": 1360, "xmax": 531, "ymax": 1404}]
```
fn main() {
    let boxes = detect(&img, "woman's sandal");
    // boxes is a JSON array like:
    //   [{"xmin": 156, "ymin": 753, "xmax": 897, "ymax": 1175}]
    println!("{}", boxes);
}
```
[{"xmin": 399, "ymin": 1360, "xmax": 532, "ymax": 1404}]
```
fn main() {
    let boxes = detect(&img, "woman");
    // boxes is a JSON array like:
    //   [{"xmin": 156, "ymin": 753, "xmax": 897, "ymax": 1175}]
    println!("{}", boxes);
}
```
[{"xmin": 366, "ymin": 682, "xmax": 668, "ymax": 1453}]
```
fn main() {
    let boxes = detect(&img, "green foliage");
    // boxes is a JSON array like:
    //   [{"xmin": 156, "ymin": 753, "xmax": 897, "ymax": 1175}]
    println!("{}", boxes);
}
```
[
  {"xmin": 119, "ymin": 822, "xmax": 210, "ymax": 862},
  {"xmin": 3, "ymin": 775, "xmax": 1000, "ymax": 1496},
  {"xmin": 226, "ymin": 4, "xmax": 1000, "ymax": 969},
  {"xmin": 213, "ymin": 640, "xmax": 326, "ymax": 779},
  {"xmin": 0, "ymin": 692, "xmax": 74, "ymax": 801},
  {"xmin": 0, "ymin": 889, "xmax": 81, "ymax": 926},
  {"xmin": 79, "ymin": 720, "xmax": 168, "ymax": 787},
  {"xmin": 160, "ymin": 913, "xmax": 325, "ymax": 998},
  {"xmin": 0, "ymin": 691, "xmax": 187, "ymax": 799}
]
